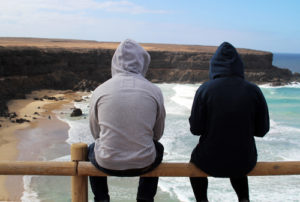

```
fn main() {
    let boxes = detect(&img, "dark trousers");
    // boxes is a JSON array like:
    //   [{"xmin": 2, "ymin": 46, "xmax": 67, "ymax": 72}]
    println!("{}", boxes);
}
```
[
  {"xmin": 189, "ymin": 176, "xmax": 249, "ymax": 202},
  {"xmin": 88, "ymin": 141, "xmax": 164, "ymax": 202}
]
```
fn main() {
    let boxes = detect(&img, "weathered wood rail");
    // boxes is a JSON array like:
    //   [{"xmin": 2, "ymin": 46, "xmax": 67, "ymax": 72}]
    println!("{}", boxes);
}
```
[{"xmin": 0, "ymin": 143, "xmax": 300, "ymax": 202}]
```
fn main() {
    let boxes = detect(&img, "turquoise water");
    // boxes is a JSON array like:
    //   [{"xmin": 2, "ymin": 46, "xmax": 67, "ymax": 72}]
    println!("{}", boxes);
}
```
[{"xmin": 21, "ymin": 82, "xmax": 300, "ymax": 202}]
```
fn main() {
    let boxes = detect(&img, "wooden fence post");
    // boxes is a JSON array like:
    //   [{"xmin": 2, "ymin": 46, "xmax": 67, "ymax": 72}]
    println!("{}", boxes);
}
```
[{"xmin": 71, "ymin": 143, "xmax": 88, "ymax": 202}]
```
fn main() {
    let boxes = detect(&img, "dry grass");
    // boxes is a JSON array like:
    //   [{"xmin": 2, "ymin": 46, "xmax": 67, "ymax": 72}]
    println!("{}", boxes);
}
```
[{"xmin": 0, "ymin": 37, "xmax": 269, "ymax": 54}]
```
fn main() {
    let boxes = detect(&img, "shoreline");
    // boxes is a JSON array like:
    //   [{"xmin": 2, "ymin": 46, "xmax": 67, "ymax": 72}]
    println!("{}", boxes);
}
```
[{"xmin": 0, "ymin": 90, "xmax": 86, "ymax": 201}]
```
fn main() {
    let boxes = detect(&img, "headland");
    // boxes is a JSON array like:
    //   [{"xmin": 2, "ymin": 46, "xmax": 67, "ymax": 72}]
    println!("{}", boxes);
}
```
[{"xmin": 1, "ymin": 37, "xmax": 300, "ymax": 115}]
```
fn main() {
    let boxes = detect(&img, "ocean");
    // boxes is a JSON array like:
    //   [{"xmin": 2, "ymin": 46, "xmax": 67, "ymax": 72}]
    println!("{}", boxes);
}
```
[
  {"xmin": 21, "ymin": 53, "xmax": 300, "ymax": 202},
  {"xmin": 273, "ymin": 53, "xmax": 300, "ymax": 73}
]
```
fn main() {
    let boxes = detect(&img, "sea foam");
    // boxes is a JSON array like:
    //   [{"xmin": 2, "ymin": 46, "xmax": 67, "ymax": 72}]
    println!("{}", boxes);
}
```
[
  {"xmin": 170, "ymin": 84, "xmax": 198, "ymax": 110},
  {"xmin": 21, "ymin": 176, "xmax": 40, "ymax": 202},
  {"xmin": 259, "ymin": 81, "xmax": 300, "ymax": 88}
]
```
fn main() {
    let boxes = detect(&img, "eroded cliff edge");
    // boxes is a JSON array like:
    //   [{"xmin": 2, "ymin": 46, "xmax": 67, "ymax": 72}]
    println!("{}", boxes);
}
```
[{"xmin": 1, "ymin": 38, "xmax": 300, "ymax": 115}]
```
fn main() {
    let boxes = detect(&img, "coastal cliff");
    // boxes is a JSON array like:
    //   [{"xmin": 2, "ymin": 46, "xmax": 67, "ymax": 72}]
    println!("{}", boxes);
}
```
[{"xmin": 1, "ymin": 37, "xmax": 299, "ymax": 115}]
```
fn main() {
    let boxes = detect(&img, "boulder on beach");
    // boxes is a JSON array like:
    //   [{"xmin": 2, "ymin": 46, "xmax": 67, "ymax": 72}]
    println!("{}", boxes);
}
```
[
  {"xmin": 71, "ymin": 108, "xmax": 83, "ymax": 117},
  {"xmin": 74, "ymin": 98, "xmax": 84, "ymax": 102},
  {"xmin": 16, "ymin": 118, "xmax": 30, "ymax": 123}
]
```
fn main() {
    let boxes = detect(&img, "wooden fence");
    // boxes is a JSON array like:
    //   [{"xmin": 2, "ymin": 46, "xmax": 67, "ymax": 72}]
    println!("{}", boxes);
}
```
[{"xmin": 1, "ymin": 143, "xmax": 300, "ymax": 202}]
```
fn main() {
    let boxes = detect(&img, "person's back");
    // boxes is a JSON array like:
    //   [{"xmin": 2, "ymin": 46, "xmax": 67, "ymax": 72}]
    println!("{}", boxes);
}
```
[
  {"xmin": 191, "ymin": 76, "xmax": 268, "ymax": 177},
  {"xmin": 189, "ymin": 42, "xmax": 269, "ymax": 201},
  {"xmin": 90, "ymin": 64, "xmax": 164, "ymax": 170},
  {"xmin": 89, "ymin": 39, "xmax": 165, "ymax": 202}
]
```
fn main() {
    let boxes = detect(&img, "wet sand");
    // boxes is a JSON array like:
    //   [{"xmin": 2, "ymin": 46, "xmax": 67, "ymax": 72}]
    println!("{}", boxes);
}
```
[{"xmin": 0, "ymin": 90, "xmax": 85, "ymax": 201}]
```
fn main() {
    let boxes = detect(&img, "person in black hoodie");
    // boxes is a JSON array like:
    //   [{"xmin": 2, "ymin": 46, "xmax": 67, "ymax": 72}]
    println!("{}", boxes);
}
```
[{"xmin": 189, "ymin": 42, "xmax": 269, "ymax": 202}]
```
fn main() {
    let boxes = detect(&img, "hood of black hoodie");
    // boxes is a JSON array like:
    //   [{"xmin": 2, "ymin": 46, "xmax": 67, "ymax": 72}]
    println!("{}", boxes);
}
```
[{"xmin": 209, "ymin": 42, "xmax": 244, "ymax": 80}]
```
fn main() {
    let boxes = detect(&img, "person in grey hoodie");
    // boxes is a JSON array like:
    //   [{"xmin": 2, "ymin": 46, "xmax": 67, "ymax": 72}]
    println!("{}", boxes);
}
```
[
  {"xmin": 88, "ymin": 39, "xmax": 165, "ymax": 202},
  {"xmin": 189, "ymin": 42, "xmax": 269, "ymax": 202}
]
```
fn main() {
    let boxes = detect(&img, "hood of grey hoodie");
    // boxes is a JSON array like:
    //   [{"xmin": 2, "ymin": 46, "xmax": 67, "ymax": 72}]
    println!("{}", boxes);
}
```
[{"xmin": 111, "ymin": 39, "xmax": 151, "ymax": 77}]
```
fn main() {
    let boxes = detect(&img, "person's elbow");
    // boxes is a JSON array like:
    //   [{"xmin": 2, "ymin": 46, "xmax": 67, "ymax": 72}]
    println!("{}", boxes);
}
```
[
  {"xmin": 190, "ymin": 127, "xmax": 202, "ymax": 136},
  {"xmin": 255, "ymin": 125, "xmax": 270, "ymax": 137}
]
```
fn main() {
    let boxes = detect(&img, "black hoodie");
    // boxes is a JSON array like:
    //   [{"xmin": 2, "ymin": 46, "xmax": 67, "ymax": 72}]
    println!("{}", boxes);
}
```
[{"xmin": 189, "ymin": 42, "xmax": 269, "ymax": 177}]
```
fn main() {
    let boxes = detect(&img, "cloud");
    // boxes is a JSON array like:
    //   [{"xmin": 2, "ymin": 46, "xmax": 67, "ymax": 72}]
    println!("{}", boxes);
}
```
[
  {"xmin": 90, "ymin": 1, "xmax": 167, "ymax": 14},
  {"xmin": 0, "ymin": 0, "xmax": 169, "ymax": 40},
  {"xmin": 0, "ymin": 0, "xmax": 168, "ymax": 40},
  {"xmin": 0, "ymin": 0, "xmax": 167, "ymax": 15}
]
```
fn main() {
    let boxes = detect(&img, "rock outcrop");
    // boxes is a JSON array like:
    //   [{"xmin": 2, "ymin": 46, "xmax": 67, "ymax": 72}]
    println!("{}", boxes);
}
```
[
  {"xmin": 70, "ymin": 108, "xmax": 83, "ymax": 117},
  {"xmin": 0, "ymin": 37, "xmax": 299, "ymax": 115}
]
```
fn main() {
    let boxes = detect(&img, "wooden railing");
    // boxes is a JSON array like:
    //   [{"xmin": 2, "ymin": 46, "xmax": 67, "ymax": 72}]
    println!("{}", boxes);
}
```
[{"xmin": 1, "ymin": 143, "xmax": 300, "ymax": 202}]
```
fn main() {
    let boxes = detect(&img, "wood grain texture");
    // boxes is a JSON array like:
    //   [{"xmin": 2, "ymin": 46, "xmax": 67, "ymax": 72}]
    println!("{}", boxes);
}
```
[
  {"xmin": 0, "ymin": 161, "xmax": 299, "ymax": 177},
  {"xmin": 77, "ymin": 161, "xmax": 300, "ymax": 177},
  {"xmin": 71, "ymin": 143, "xmax": 88, "ymax": 202},
  {"xmin": 0, "ymin": 161, "xmax": 76, "ymax": 175}
]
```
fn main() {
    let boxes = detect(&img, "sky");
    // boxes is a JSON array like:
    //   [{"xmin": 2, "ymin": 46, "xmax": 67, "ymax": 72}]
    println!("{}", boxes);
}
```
[{"xmin": 1, "ymin": 0, "xmax": 300, "ymax": 53}]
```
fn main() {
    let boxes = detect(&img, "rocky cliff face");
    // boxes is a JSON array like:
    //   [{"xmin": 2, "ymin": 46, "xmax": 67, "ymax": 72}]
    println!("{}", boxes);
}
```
[
  {"xmin": 146, "ymin": 50, "xmax": 283, "ymax": 83},
  {"xmin": 0, "ymin": 38, "xmax": 299, "ymax": 115}
]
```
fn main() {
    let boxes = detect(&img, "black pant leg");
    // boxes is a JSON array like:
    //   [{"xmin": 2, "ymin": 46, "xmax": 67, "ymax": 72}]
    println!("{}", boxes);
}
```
[
  {"xmin": 88, "ymin": 141, "xmax": 164, "ymax": 201},
  {"xmin": 88, "ymin": 143, "xmax": 110, "ymax": 201},
  {"xmin": 189, "ymin": 177, "xmax": 208, "ymax": 202},
  {"xmin": 89, "ymin": 176, "xmax": 110, "ymax": 201},
  {"xmin": 136, "ymin": 141, "xmax": 163, "ymax": 202},
  {"xmin": 152, "ymin": 140, "xmax": 164, "ymax": 167},
  {"xmin": 137, "ymin": 177, "xmax": 159, "ymax": 202},
  {"xmin": 230, "ymin": 176, "xmax": 249, "ymax": 201}
]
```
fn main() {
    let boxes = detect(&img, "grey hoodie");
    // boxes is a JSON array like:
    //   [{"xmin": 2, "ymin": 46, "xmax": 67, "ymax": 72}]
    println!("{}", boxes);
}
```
[{"xmin": 89, "ymin": 39, "xmax": 165, "ymax": 170}]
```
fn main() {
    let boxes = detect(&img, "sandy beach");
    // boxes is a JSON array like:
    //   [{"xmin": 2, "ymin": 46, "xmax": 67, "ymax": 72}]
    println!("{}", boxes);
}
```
[{"xmin": 0, "ymin": 90, "xmax": 86, "ymax": 201}]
